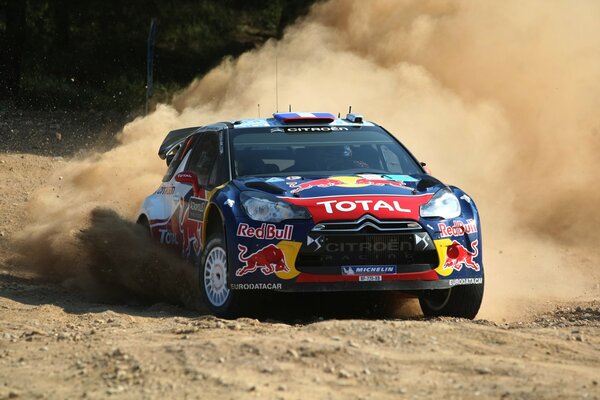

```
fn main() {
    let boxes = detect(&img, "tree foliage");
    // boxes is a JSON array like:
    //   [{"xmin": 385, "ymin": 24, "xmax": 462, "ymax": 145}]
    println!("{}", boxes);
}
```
[{"xmin": 0, "ymin": 0, "xmax": 315, "ymax": 110}]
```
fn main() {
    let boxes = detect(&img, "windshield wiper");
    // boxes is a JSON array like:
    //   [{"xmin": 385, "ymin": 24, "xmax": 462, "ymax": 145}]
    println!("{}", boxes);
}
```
[{"xmin": 344, "ymin": 170, "xmax": 389, "ymax": 175}]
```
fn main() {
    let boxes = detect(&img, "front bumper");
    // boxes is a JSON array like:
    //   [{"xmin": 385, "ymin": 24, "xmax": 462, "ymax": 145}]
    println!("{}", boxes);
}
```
[
  {"xmin": 277, "ymin": 270, "xmax": 452, "ymax": 292},
  {"xmin": 228, "ymin": 215, "xmax": 483, "ymax": 293}
]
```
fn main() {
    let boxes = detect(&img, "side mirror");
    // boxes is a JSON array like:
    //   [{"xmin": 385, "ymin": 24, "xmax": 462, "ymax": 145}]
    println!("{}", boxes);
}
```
[
  {"xmin": 166, "ymin": 153, "xmax": 175, "ymax": 166},
  {"xmin": 420, "ymin": 161, "xmax": 432, "ymax": 175},
  {"xmin": 175, "ymin": 171, "xmax": 201, "ymax": 196}
]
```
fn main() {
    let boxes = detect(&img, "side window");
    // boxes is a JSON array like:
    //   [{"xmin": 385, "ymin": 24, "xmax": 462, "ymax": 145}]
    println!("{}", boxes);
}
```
[
  {"xmin": 187, "ymin": 133, "xmax": 220, "ymax": 187},
  {"xmin": 162, "ymin": 136, "xmax": 196, "ymax": 182}
]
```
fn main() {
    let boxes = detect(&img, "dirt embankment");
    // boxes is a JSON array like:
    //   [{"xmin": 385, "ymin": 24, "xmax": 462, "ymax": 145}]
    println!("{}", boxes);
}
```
[{"xmin": 0, "ymin": 112, "xmax": 599, "ymax": 400}]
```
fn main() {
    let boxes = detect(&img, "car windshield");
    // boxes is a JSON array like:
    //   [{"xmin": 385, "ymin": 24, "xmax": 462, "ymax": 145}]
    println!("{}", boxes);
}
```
[{"xmin": 231, "ymin": 126, "xmax": 422, "ymax": 177}]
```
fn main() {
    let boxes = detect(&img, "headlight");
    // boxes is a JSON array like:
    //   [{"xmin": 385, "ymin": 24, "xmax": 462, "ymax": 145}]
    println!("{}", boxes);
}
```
[
  {"xmin": 240, "ymin": 191, "xmax": 311, "ymax": 222},
  {"xmin": 420, "ymin": 187, "xmax": 461, "ymax": 219}
]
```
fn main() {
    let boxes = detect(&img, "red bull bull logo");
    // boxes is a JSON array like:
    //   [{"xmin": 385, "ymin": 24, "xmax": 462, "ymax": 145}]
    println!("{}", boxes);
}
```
[
  {"xmin": 288, "ymin": 178, "xmax": 345, "ymax": 193},
  {"xmin": 236, "ymin": 244, "xmax": 289, "ymax": 277},
  {"xmin": 443, "ymin": 240, "xmax": 480, "ymax": 272},
  {"xmin": 287, "ymin": 176, "xmax": 409, "ymax": 193},
  {"xmin": 354, "ymin": 177, "xmax": 406, "ymax": 188}
]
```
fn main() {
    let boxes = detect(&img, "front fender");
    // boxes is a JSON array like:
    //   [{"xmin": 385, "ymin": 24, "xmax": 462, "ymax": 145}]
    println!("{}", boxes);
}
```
[{"xmin": 420, "ymin": 186, "xmax": 484, "ymax": 283}]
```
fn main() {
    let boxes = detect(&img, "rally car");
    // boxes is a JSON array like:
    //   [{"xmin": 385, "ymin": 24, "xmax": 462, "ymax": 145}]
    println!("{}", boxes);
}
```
[{"xmin": 137, "ymin": 112, "xmax": 484, "ymax": 318}]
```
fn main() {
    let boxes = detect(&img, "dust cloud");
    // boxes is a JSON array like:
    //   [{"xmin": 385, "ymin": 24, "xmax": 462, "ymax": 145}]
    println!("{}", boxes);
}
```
[{"xmin": 16, "ymin": 0, "xmax": 600, "ymax": 320}]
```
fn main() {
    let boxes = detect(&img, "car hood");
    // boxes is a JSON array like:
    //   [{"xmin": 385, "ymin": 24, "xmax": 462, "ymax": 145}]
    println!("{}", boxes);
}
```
[{"xmin": 233, "ymin": 174, "xmax": 445, "ymax": 222}]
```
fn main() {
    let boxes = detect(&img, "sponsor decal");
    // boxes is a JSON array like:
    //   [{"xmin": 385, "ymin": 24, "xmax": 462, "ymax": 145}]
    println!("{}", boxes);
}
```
[
  {"xmin": 224, "ymin": 199, "xmax": 235, "ymax": 208},
  {"xmin": 359, "ymin": 275, "xmax": 382, "ymax": 282},
  {"xmin": 289, "ymin": 178, "xmax": 345, "ymax": 193},
  {"xmin": 155, "ymin": 186, "xmax": 175, "ymax": 195},
  {"xmin": 237, "ymin": 223, "xmax": 293, "ymax": 241},
  {"xmin": 438, "ymin": 219, "xmax": 477, "ymax": 238},
  {"xmin": 317, "ymin": 199, "xmax": 410, "ymax": 214},
  {"xmin": 306, "ymin": 235, "xmax": 323, "ymax": 251},
  {"xmin": 354, "ymin": 175, "xmax": 407, "ymax": 188},
  {"xmin": 188, "ymin": 197, "xmax": 207, "ymax": 221},
  {"xmin": 177, "ymin": 196, "xmax": 203, "ymax": 258},
  {"xmin": 460, "ymin": 194, "xmax": 472, "ymax": 204},
  {"xmin": 286, "ymin": 176, "xmax": 302, "ymax": 180},
  {"xmin": 325, "ymin": 240, "xmax": 412, "ymax": 253},
  {"xmin": 236, "ymin": 244, "xmax": 290, "ymax": 277},
  {"xmin": 270, "ymin": 128, "xmax": 285, "ymax": 133},
  {"xmin": 230, "ymin": 283, "xmax": 283, "ymax": 290},
  {"xmin": 353, "ymin": 178, "xmax": 406, "ymax": 188},
  {"xmin": 342, "ymin": 265, "xmax": 396, "ymax": 275},
  {"xmin": 150, "ymin": 187, "xmax": 211, "ymax": 259},
  {"xmin": 284, "ymin": 127, "xmax": 349, "ymax": 132},
  {"xmin": 443, "ymin": 240, "xmax": 480, "ymax": 272},
  {"xmin": 159, "ymin": 229, "xmax": 178, "ymax": 245},
  {"xmin": 415, "ymin": 232, "xmax": 434, "ymax": 250},
  {"xmin": 283, "ymin": 194, "xmax": 432, "ymax": 223},
  {"xmin": 448, "ymin": 277, "xmax": 483, "ymax": 286},
  {"xmin": 273, "ymin": 241, "xmax": 302, "ymax": 280},
  {"xmin": 287, "ymin": 175, "xmax": 409, "ymax": 194}
]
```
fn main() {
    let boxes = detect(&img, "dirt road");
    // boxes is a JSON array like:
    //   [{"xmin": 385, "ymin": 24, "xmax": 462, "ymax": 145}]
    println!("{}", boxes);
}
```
[{"xmin": 0, "ymin": 119, "xmax": 599, "ymax": 400}]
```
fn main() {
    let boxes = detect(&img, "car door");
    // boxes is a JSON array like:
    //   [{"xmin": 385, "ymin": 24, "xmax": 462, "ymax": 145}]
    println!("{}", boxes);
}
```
[
  {"xmin": 173, "ymin": 130, "xmax": 227, "ymax": 260},
  {"xmin": 150, "ymin": 134, "xmax": 197, "ymax": 250}
]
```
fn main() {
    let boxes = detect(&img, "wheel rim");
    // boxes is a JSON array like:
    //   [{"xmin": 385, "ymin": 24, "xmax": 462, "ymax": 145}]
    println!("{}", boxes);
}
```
[
  {"xmin": 204, "ymin": 246, "xmax": 230, "ymax": 307},
  {"xmin": 423, "ymin": 288, "xmax": 452, "ymax": 311}
]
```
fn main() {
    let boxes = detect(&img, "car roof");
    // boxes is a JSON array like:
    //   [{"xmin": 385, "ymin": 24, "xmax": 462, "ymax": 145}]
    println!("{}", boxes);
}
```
[
  {"xmin": 230, "ymin": 113, "xmax": 375, "ymax": 129},
  {"xmin": 158, "ymin": 112, "xmax": 376, "ymax": 159}
]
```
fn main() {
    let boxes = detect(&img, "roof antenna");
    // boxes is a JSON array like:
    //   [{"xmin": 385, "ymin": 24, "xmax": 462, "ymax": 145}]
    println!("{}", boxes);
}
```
[
  {"xmin": 275, "ymin": 45, "xmax": 279, "ymax": 113},
  {"xmin": 337, "ymin": 112, "xmax": 341, "ymax": 118},
  {"xmin": 257, "ymin": 103, "xmax": 261, "ymax": 118},
  {"xmin": 348, "ymin": 105, "xmax": 352, "ymax": 114},
  {"xmin": 289, "ymin": 104, "xmax": 291, "ymax": 112}
]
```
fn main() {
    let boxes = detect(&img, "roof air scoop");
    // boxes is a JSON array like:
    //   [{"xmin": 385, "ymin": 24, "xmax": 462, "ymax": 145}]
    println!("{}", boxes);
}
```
[
  {"xmin": 273, "ymin": 112, "xmax": 336, "ymax": 124},
  {"xmin": 346, "ymin": 113, "xmax": 364, "ymax": 123}
]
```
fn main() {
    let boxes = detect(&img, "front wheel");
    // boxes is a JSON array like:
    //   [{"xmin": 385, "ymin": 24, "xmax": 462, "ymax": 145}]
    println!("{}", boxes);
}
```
[
  {"xmin": 199, "ymin": 234, "xmax": 244, "ymax": 318},
  {"xmin": 419, "ymin": 279, "xmax": 484, "ymax": 319}
]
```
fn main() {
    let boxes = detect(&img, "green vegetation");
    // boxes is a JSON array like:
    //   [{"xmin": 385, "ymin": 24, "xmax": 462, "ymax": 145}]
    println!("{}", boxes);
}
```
[{"xmin": 0, "ymin": 0, "xmax": 315, "ymax": 111}]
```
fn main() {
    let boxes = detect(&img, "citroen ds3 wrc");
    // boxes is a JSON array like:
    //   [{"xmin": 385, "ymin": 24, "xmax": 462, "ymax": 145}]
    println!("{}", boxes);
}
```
[{"xmin": 137, "ymin": 112, "xmax": 484, "ymax": 318}]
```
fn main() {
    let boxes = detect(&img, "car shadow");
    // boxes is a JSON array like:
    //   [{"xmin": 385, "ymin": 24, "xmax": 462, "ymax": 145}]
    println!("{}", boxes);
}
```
[
  {"xmin": 0, "ymin": 269, "xmax": 424, "ymax": 322},
  {"xmin": 1, "ymin": 206, "xmax": 424, "ymax": 323},
  {"xmin": 0, "ymin": 271, "xmax": 202, "ymax": 318},
  {"xmin": 245, "ymin": 291, "xmax": 424, "ymax": 323},
  {"xmin": 1, "ymin": 207, "xmax": 206, "ymax": 317}
]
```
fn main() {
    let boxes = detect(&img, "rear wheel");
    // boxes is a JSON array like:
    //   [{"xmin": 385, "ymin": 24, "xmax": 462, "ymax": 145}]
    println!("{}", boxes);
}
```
[
  {"xmin": 199, "ymin": 234, "xmax": 244, "ymax": 318},
  {"xmin": 419, "ymin": 279, "xmax": 484, "ymax": 319},
  {"xmin": 136, "ymin": 215, "xmax": 151, "ymax": 237}
]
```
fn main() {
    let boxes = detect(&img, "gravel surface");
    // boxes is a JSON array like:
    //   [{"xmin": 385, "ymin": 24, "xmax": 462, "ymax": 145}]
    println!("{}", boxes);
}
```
[{"xmin": 0, "ymin": 111, "xmax": 599, "ymax": 400}]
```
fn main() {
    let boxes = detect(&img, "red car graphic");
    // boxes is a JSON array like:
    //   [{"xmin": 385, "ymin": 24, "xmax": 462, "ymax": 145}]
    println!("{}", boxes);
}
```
[{"xmin": 236, "ymin": 244, "xmax": 289, "ymax": 276}]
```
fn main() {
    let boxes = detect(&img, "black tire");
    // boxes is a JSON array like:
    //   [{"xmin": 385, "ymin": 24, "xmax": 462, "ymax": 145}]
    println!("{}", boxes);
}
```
[
  {"xmin": 419, "ymin": 279, "xmax": 484, "ymax": 319},
  {"xmin": 136, "ymin": 216, "xmax": 152, "ymax": 238},
  {"xmin": 199, "ymin": 234, "xmax": 245, "ymax": 318}
]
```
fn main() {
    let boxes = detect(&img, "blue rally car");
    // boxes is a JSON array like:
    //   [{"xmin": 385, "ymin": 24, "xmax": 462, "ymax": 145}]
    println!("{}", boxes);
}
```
[{"xmin": 137, "ymin": 112, "xmax": 484, "ymax": 318}]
